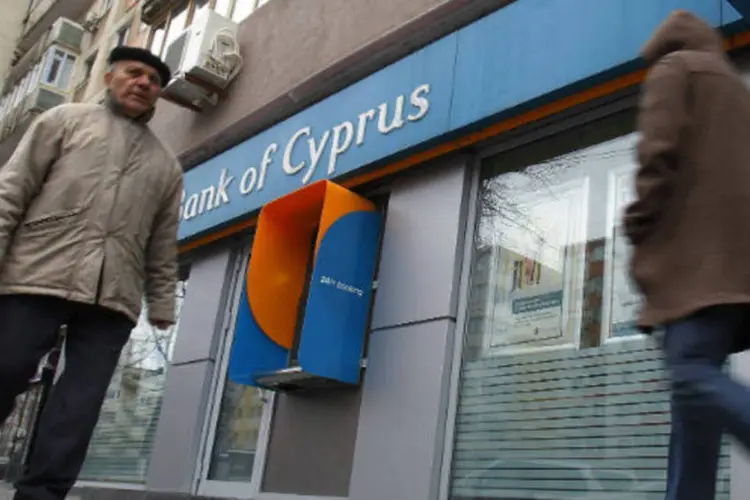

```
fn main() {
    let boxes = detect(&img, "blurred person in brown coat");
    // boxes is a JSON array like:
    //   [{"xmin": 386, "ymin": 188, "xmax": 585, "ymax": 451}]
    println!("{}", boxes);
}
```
[{"xmin": 626, "ymin": 10, "xmax": 750, "ymax": 500}]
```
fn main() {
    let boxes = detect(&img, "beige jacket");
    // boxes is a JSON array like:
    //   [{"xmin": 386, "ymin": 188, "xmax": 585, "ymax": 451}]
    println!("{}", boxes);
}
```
[{"xmin": 0, "ymin": 100, "xmax": 183, "ymax": 324}]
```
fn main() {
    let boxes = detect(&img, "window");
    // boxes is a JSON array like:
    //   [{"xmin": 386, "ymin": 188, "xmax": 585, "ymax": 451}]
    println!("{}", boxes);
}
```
[
  {"xmin": 28, "ymin": 62, "xmax": 42, "ymax": 92},
  {"xmin": 448, "ymin": 112, "xmax": 732, "ymax": 499},
  {"xmin": 147, "ymin": 0, "xmax": 272, "ymax": 57},
  {"xmin": 16, "ymin": 75, "xmax": 31, "ymax": 105},
  {"xmin": 10, "ymin": 85, "xmax": 22, "ymax": 109},
  {"xmin": 42, "ymin": 48, "xmax": 77, "ymax": 91},
  {"xmin": 149, "ymin": 22, "xmax": 167, "ymax": 57},
  {"xmin": 206, "ymin": 380, "xmax": 266, "ymax": 482},
  {"xmin": 164, "ymin": 1, "xmax": 189, "ymax": 52},
  {"xmin": 213, "ymin": 0, "xmax": 233, "ymax": 17},
  {"xmin": 78, "ymin": 268, "xmax": 190, "ymax": 482},
  {"xmin": 231, "ymin": 0, "xmax": 255, "ymax": 22},
  {"xmin": 146, "ymin": 0, "xmax": 194, "ymax": 57},
  {"xmin": 83, "ymin": 53, "xmax": 97, "ymax": 82},
  {"xmin": 75, "ymin": 54, "xmax": 96, "ymax": 99},
  {"xmin": 1, "ymin": 94, "xmax": 12, "ymax": 124},
  {"xmin": 193, "ymin": 0, "xmax": 212, "ymax": 22},
  {"xmin": 115, "ymin": 24, "xmax": 131, "ymax": 47},
  {"xmin": 43, "ymin": 56, "xmax": 62, "ymax": 85},
  {"xmin": 197, "ymin": 247, "xmax": 272, "ymax": 497}
]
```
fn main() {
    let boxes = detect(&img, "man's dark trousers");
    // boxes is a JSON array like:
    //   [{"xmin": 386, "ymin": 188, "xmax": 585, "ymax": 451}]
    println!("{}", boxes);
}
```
[
  {"xmin": 0, "ymin": 294, "xmax": 133, "ymax": 500},
  {"xmin": 662, "ymin": 304, "xmax": 750, "ymax": 500}
]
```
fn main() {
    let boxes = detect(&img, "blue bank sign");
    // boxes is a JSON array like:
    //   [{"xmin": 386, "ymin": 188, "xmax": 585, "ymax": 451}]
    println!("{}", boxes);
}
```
[
  {"xmin": 178, "ymin": 35, "xmax": 457, "ymax": 241},
  {"xmin": 178, "ymin": 0, "xmax": 746, "ymax": 242}
]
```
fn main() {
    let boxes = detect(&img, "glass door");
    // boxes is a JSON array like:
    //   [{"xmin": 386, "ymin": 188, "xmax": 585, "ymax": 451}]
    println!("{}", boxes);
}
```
[{"xmin": 197, "ymin": 242, "xmax": 273, "ymax": 498}]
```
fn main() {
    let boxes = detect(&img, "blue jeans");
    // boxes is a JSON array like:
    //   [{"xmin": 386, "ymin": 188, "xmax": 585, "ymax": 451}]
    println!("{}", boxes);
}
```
[{"xmin": 663, "ymin": 304, "xmax": 750, "ymax": 500}]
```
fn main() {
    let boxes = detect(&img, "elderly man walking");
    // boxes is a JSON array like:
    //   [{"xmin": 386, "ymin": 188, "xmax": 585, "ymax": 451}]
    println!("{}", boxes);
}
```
[
  {"xmin": 0, "ymin": 46, "xmax": 183, "ymax": 500},
  {"xmin": 626, "ymin": 10, "xmax": 750, "ymax": 500}
]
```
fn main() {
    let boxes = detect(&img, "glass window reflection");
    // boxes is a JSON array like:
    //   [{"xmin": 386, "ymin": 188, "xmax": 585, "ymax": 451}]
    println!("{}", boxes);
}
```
[
  {"xmin": 207, "ymin": 380, "xmax": 265, "ymax": 482},
  {"xmin": 79, "ymin": 270, "xmax": 190, "ymax": 482},
  {"xmin": 449, "ymin": 112, "xmax": 731, "ymax": 500}
]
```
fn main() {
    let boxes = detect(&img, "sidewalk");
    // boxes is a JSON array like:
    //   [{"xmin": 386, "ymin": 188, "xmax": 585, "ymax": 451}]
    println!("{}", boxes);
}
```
[
  {"xmin": 0, "ymin": 482, "xmax": 82, "ymax": 499},
  {"xmin": 0, "ymin": 481, "xmax": 81, "ymax": 500},
  {"xmin": 0, "ymin": 482, "xmax": 81, "ymax": 499}
]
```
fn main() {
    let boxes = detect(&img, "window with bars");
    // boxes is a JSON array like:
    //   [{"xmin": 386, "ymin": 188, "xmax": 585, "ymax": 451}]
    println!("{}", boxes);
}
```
[
  {"xmin": 147, "ymin": 0, "xmax": 274, "ymax": 56},
  {"xmin": 448, "ymin": 111, "xmax": 731, "ymax": 500},
  {"xmin": 0, "ymin": 60, "xmax": 44, "ymax": 126}
]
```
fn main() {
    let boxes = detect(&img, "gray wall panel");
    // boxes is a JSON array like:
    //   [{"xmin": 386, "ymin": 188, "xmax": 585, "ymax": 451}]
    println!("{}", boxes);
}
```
[
  {"xmin": 348, "ymin": 158, "xmax": 469, "ymax": 500},
  {"xmin": 261, "ymin": 390, "xmax": 363, "ymax": 497},
  {"xmin": 146, "ymin": 360, "xmax": 216, "ymax": 493},
  {"xmin": 349, "ymin": 320, "xmax": 456, "ymax": 500},
  {"xmin": 259, "ymin": 158, "xmax": 469, "ymax": 498},
  {"xmin": 371, "ymin": 158, "xmax": 469, "ymax": 330},
  {"xmin": 170, "ymin": 246, "xmax": 235, "ymax": 365}
]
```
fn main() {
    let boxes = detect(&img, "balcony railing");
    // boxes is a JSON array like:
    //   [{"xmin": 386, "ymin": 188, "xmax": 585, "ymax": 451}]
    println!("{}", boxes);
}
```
[
  {"xmin": 5, "ymin": 16, "xmax": 86, "ymax": 94},
  {"xmin": 0, "ymin": 44, "xmax": 79, "ymax": 143}
]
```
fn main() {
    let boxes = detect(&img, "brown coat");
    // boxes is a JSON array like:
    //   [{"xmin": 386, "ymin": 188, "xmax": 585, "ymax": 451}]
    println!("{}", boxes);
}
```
[
  {"xmin": 625, "ymin": 10, "xmax": 750, "ymax": 329},
  {"xmin": 0, "ymin": 101, "xmax": 183, "ymax": 324}
]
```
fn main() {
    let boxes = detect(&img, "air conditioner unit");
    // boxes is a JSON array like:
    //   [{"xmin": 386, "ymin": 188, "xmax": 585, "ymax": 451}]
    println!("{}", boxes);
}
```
[
  {"xmin": 163, "ymin": 9, "xmax": 242, "ymax": 92},
  {"xmin": 48, "ymin": 18, "xmax": 85, "ymax": 53}
]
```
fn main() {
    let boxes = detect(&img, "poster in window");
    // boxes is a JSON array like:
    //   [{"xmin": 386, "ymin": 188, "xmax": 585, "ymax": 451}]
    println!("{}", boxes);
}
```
[
  {"xmin": 485, "ymin": 179, "xmax": 587, "ymax": 353},
  {"xmin": 605, "ymin": 166, "xmax": 643, "ymax": 339}
]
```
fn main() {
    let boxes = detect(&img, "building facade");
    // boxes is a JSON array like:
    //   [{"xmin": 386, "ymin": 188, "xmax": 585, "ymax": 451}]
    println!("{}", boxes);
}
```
[
  {"xmin": 0, "ymin": 2, "xmax": 28, "ymax": 85},
  {"xmin": 5, "ymin": 0, "xmax": 750, "ymax": 499}
]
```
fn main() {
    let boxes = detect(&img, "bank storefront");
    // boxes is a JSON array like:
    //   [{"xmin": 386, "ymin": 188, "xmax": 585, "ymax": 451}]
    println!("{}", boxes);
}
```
[{"xmin": 57, "ymin": 1, "xmax": 750, "ymax": 498}]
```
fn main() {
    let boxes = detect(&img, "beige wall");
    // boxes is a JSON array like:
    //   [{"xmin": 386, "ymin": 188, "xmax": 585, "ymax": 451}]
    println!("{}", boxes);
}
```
[
  {"xmin": 149, "ymin": 0, "xmax": 512, "ymax": 168},
  {"xmin": 0, "ymin": 2, "xmax": 28, "ymax": 84},
  {"xmin": 24, "ymin": 0, "xmax": 55, "ymax": 35}
]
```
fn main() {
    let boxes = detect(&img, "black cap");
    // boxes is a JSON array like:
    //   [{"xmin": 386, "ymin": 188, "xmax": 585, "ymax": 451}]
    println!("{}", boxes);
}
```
[{"xmin": 108, "ymin": 46, "xmax": 171, "ymax": 87}]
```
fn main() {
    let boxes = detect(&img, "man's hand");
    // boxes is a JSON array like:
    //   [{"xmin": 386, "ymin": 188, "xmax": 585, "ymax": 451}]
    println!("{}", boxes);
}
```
[{"xmin": 150, "ymin": 319, "xmax": 173, "ymax": 330}]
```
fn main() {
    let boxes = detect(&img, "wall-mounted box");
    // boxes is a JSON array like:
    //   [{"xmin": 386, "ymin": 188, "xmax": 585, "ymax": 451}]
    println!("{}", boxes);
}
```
[{"xmin": 228, "ymin": 180, "xmax": 382, "ymax": 392}]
